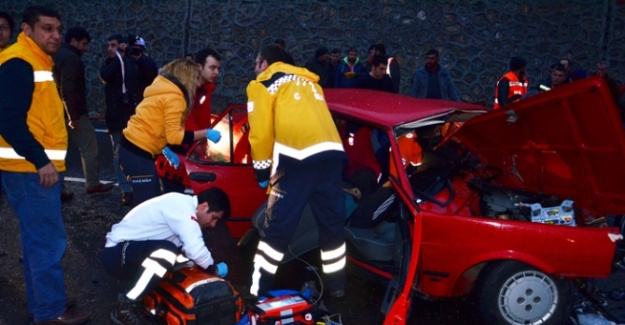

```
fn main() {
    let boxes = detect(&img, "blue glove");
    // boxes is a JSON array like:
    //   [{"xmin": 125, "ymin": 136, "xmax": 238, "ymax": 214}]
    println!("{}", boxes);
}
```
[
  {"xmin": 258, "ymin": 180, "xmax": 268, "ymax": 189},
  {"xmin": 215, "ymin": 262, "xmax": 228, "ymax": 277},
  {"xmin": 162, "ymin": 147, "xmax": 179, "ymax": 169},
  {"xmin": 206, "ymin": 129, "xmax": 221, "ymax": 143}
]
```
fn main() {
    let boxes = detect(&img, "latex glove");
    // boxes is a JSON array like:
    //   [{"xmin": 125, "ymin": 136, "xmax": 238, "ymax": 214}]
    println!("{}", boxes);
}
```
[
  {"xmin": 206, "ymin": 129, "xmax": 221, "ymax": 143},
  {"xmin": 215, "ymin": 262, "xmax": 228, "ymax": 277},
  {"xmin": 162, "ymin": 147, "xmax": 179, "ymax": 169},
  {"xmin": 258, "ymin": 180, "xmax": 268, "ymax": 189}
]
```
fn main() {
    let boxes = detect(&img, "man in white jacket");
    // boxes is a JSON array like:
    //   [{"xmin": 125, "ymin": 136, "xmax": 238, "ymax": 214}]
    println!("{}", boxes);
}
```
[{"xmin": 102, "ymin": 187, "xmax": 230, "ymax": 325}]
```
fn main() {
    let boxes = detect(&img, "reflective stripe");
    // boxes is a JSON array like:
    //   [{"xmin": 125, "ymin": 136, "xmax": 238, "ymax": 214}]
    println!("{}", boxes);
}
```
[
  {"xmin": 250, "ymin": 263, "xmax": 262, "ymax": 296},
  {"xmin": 150, "ymin": 249, "xmax": 177, "ymax": 263},
  {"xmin": 186, "ymin": 277, "xmax": 222, "ymax": 292},
  {"xmin": 257, "ymin": 240, "xmax": 284, "ymax": 262},
  {"xmin": 321, "ymin": 243, "xmax": 346, "ymax": 261},
  {"xmin": 322, "ymin": 256, "xmax": 346, "ymax": 274},
  {"xmin": 0, "ymin": 147, "xmax": 66, "ymax": 160},
  {"xmin": 126, "ymin": 258, "xmax": 168, "ymax": 300},
  {"xmin": 175, "ymin": 254, "xmax": 189, "ymax": 264},
  {"xmin": 34, "ymin": 70, "xmax": 54, "ymax": 82},
  {"xmin": 274, "ymin": 142, "xmax": 344, "ymax": 161},
  {"xmin": 253, "ymin": 254, "xmax": 278, "ymax": 274}
]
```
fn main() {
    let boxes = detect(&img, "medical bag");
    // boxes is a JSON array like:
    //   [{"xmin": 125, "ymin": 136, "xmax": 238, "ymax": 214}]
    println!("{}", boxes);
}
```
[
  {"xmin": 143, "ymin": 265, "xmax": 244, "ymax": 325},
  {"xmin": 237, "ymin": 290, "xmax": 316, "ymax": 325}
]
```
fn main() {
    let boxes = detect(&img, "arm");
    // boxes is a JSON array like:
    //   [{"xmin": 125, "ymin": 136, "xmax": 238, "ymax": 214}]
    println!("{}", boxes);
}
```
[
  {"xmin": 246, "ymin": 81, "xmax": 275, "ymax": 183},
  {"xmin": 99, "ymin": 57, "xmax": 121, "ymax": 83},
  {"xmin": 444, "ymin": 70, "xmax": 461, "ymax": 102},
  {"xmin": 57, "ymin": 55, "xmax": 87, "ymax": 121},
  {"xmin": 135, "ymin": 55, "xmax": 158, "ymax": 84},
  {"xmin": 165, "ymin": 206, "xmax": 214, "ymax": 269},
  {"xmin": 497, "ymin": 78, "xmax": 510, "ymax": 107},
  {"xmin": 390, "ymin": 59, "xmax": 401, "ymax": 93},
  {"xmin": 410, "ymin": 70, "xmax": 420, "ymax": 97}
]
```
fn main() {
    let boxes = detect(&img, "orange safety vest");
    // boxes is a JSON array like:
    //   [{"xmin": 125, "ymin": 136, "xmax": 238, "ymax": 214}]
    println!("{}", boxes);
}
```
[{"xmin": 494, "ymin": 71, "xmax": 528, "ymax": 109}]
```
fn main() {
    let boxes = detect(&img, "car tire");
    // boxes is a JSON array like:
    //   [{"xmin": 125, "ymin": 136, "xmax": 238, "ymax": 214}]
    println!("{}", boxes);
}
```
[{"xmin": 476, "ymin": 261, "xmax": 573, "ymax": 325}]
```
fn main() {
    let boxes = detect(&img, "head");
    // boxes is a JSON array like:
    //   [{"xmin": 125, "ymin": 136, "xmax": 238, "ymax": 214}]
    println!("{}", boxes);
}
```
[
  {"xmin": 509, "ymin": 56, "xmax": 527, "ymax": 75},
  {"xmin": 550, "ymin": 63, "xmax": 568, "ymax": 87},
  {"xmin": 106, "ymin": 34, "xmax": 123, "ymax": 58},
  {"xmin": 0, "ymin": 11, "xmax": 15, "ymax": 49},
  {"xmin": 185, "ymin": 53, "xmax": 194, "ymax": 61},
  {"xmin": 596, "ymin": 61, "xmax": 609, "ymax": 77},
  {"xmin": 374, "ymin": 43, "xmax": 387, "ymax": 56},
  {"xmin": 559, "ymin": 59, "xmax": 571, "ymax": 71},
  {"xmin": 195, "ymin": 187, "xmax": 231, "ymax": 228},
  {"xmin": 127, "ymin": 34, "xmax": 146, "ymax": 57},
  {"xmin": 367, "ymin": 44, "xmax": 376, "ymax": 59},
  {"xmin": 65, "ymin": 27, "xmax": 90, "ymax": 56},
  {"xmin": 195, "ymin": 47, "xmax": 221, "ymax": 84},
  {"xmin": 370, "ymin": 54, "xmax": 388, "ymax": 80},
  {"xmin": 273, "ymin": 38, "xmax": 286, "ymax": 50},
  {"xmin": 425, "ymin": 49, "xmax": 439, "ymax": 69},
  {"xmin": 255, "ymin": 44, "xmax": 287, "ymax": 75},
  {"xmin": 160, "ymin": 59, "xmax": 201, "ymax": 108},
  {"xmin": 346, "ymin": 47, "xmax": 358, "ymax": 63},
  {"xmin": 330, "ymin": 48, "xmax": 340, "ymax": 64},
  {"xmin": 21, "ymin": 5, "xmax": 62, "ymax": 55},
  {"xmin": 315, "ymin": 46, "xmax": 329, "ymax": 63}
]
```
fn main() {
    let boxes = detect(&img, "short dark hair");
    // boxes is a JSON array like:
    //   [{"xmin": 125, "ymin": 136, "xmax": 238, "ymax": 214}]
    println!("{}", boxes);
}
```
[
  {"xmin": 330, "ymin": 48, "xmax": 340, "ymax": 55},
  {"xmin": 22, "ymin": 5, "xmax": 61, "ymax": 28},
  {"xmin": 426, "ymin": 49, "xmax": 439, "ymax": 57},
  {"xmin": 552, "ymin": 63, "xmax": 567, "ymax": 73},
  {"xmin": 197, "ymin": 187, "xmax": 231, "ymax": 220},
  {"xmin": 195, "ymin": 47, "xmax": 221, "ymax": 66},
  {"xmin": 259, "ymin": 44, "xmax": 287, "ymax": 66},
  {"xmin": 374, "ymin": 44, "xmax": 387, "ymax": 55},
  {"xmin": 64, "ymin": 27, "xmax": 91, "ymax": 44},
  {"xmin": 371, "ymin": 54, "xmax": 387, "ymax": 68},
  {"xmin": 107, "ymin": 34, "xmax": 124, "ymax": 44},
  {"xmin": 273, "ymin": 38, "xmax": 286, "ymax": 47},
  {"xmin": 0, "ymin": 11, "xmax": 15, "ymax": 35}
]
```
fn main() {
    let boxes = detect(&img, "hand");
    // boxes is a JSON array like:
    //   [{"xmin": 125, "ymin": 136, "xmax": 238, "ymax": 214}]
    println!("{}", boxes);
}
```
[
  {"xmin": 215, "ymin": 262, "xmax": 228, "ymax": 277},
  {"xmin": 37, "ymin": 162, "xmax": 59, "ymax": 188},
  {"xmin": 161, "ymin": 147, "xmax": 179, "ymax": 169},
  {"xmin": 206, "ymin": 129, "xmax": 221, "ymax": 144},
  {"xmin": 258, "ymin": 180, "xmax": 268, "ymax": 189},
  {"xmin": 345, "ymin": 71, "xmax": 355, "ymax": 79},
  {"xmin": 68, "ymin": 119, "xmax": 80, "ymax": 129}
]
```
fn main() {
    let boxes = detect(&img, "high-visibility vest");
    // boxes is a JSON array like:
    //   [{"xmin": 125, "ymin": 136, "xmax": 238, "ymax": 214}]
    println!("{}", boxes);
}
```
[
  {"xmin": 0, "ymin": 33, "xmax": 67, "ymax": 172},
  {"xmin": 494, "ymin": 71, "xmax": 528, "ymax": 109}
]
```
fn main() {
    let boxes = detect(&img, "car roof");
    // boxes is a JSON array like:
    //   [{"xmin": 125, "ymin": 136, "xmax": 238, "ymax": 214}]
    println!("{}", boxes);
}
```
[{"xmin": 323, "ymin": 89, "xmax": 487, "ymax": 127}]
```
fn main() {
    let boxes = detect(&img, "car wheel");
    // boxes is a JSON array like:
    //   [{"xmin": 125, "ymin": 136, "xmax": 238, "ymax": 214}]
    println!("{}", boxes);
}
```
[{"xmin": 477, "ymin": 261, "xmax": 573, "ymax": 325}]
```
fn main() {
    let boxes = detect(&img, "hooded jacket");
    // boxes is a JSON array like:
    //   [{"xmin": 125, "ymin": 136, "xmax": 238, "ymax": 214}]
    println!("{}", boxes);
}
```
[
  {"xmin": 123, "ymin": 74, "xmax": 192, "ymax": 156},
  {"xmin": 246, "ymin": 62, "xmax": 345, "ymax": 182}
]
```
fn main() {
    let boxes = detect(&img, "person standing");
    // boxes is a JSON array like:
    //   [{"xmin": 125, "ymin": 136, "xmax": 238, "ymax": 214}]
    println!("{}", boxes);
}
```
[
  {"xmin": 410, "ymin": 49, "xmax": 461, "ymax": 101},
  {"xmin": 494, "ymin": 56, "xmax": 528, "ymax": 109},
  {"xmin": 356, "ymin": 54, "xmax": 395, "ymax": 93},
  {"xmin": 305, "ymin": 46, "xmax": 334, "ymax": 88},
  {"xmin": 53, "ymin": 27, "xmax": 113, "ymax": 196},
  {"xmin": 247, "ymin": 45, "xmax": 347, "ymax": 298},
  {"xmin": 186, "ymin": 47, "xmax": 222, "ymax": 131},
  {"xmin": 118, "ymin": 59, "xmax": 221, "ymax": 207},
  {"xmin": 334, "ymin": 47, "xmax": 366, "ymax": 89},
  {"xmin": 0, "ymin": 11, "xmax": 15, "ymax": 205},
  {"xmin": 374, "ymin": 44, "xmax": 401, "ymax": 93},
  {"xmin": 0, "ymin": 5, "xmax": 91, "ymax": 324},
  {"xmin": 102, "ymin": 188, "xmax": 230, "ymax": 325},
  {"xmin": 99, "ymin": 34, "xmax": 158, "ymax": 206}
]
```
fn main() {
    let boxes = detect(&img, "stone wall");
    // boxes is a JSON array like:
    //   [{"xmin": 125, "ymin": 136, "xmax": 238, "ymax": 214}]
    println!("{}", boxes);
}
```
[{"xmin": 2, "ymin": 1, "xmax": 623, "ymax": 113}]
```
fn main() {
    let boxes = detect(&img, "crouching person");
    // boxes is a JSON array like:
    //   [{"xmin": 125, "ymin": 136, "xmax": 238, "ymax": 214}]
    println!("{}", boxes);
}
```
[{"xmin": 102, "ymin": 188, "xmax": 231, "ymax": 325}]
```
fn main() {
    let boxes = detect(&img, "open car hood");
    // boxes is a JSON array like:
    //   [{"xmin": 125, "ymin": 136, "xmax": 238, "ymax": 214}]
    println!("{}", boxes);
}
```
[{"xmin": 455, "ymin": 76, "xmax": 625, "ymax": 215}]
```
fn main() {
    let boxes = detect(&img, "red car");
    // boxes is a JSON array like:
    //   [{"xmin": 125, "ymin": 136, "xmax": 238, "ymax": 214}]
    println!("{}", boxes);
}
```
[{"xmin": 158, "ymin": 76, "xmax": 624, "ymax": 325}]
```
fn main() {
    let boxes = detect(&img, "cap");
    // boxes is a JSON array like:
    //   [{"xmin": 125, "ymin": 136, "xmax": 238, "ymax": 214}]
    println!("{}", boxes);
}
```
[{"xmin": 129, "ymin": 34, "xmax": 145, "ymax": 47}]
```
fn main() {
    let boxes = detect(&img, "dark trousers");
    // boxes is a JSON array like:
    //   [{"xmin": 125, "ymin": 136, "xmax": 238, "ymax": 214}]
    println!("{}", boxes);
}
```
[{"xmin": 118, "ymin": 143, "xmax": 161, "ymax": 206}]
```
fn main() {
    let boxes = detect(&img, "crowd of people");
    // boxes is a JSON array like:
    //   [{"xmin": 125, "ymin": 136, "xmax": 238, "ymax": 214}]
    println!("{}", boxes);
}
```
[{"xmin": 1, "ymin": 4, "xmax": 624, "ymax": 325}]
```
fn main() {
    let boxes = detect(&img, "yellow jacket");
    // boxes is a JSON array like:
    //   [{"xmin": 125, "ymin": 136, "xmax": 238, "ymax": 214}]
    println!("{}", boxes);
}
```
[
  {"xmin": 123, "ymin": 75, "xmax": 188, "ymax": 156},
  {"xmin": 246, "ymin": 62, "xmax": 344, "ymax": 181},
  {"xmin": 0, "ymin": 33, "xmax": 67, "ymax": 173}
]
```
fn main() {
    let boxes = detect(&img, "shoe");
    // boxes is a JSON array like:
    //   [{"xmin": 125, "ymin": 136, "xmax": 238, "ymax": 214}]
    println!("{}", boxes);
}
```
[
  {"xmin": 86, "ymin": 182, "xmax": 114, "ymax": 194},
  {"xmin": 121, "ymin": 192, "xmax": 133, "ymax": 206},
  {"xmin": 28, "ymin": 298, "xmax": 78, "ymax": 321},
  {"xmin": 33, "ymin": 308, "xmax": 90, "ymax": 325},
  {"xmin": 60, "ymin": 191, "xmax": 74, "ymax": 203},
  {"xmin": 110, "ymin": 294, "xmax": 142, "ymax": 325}
]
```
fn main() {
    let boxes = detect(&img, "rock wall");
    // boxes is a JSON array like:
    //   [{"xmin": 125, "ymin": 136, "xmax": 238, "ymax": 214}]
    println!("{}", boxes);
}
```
[{"xmin": 2, "ymin": 1, "xmax": 623, "ymax": 112}]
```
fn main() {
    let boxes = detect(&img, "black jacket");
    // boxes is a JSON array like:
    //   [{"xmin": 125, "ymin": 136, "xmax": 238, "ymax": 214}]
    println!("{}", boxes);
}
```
[
  {"xmin": 99, "ymin": 53, "xmax": 158, "ymax": 132},
  {"xmin": 53, "ymin": 43, "xmax": 87, "ymax": 120}
]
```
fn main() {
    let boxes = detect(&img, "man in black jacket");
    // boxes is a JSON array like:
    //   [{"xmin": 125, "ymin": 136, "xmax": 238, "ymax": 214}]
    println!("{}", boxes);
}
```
[
  {"xmin": 99, "ymin": 34, "xmax": 158, "ymax": 206},
  {"xmin": 53, "ymin": 27, "xmax": 113, "ymax": 195}
]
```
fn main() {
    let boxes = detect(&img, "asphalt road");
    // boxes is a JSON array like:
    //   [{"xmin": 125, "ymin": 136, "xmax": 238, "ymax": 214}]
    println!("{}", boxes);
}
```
[{"xmin": 0, "ymin": 119, "xmax": 623, "ymax": 325}]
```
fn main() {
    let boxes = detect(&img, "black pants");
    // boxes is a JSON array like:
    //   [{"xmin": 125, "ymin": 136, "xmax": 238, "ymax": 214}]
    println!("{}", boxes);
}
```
[{"xmin": 102, "ymin": 240, "xmax": 180, "ymax": 300}]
